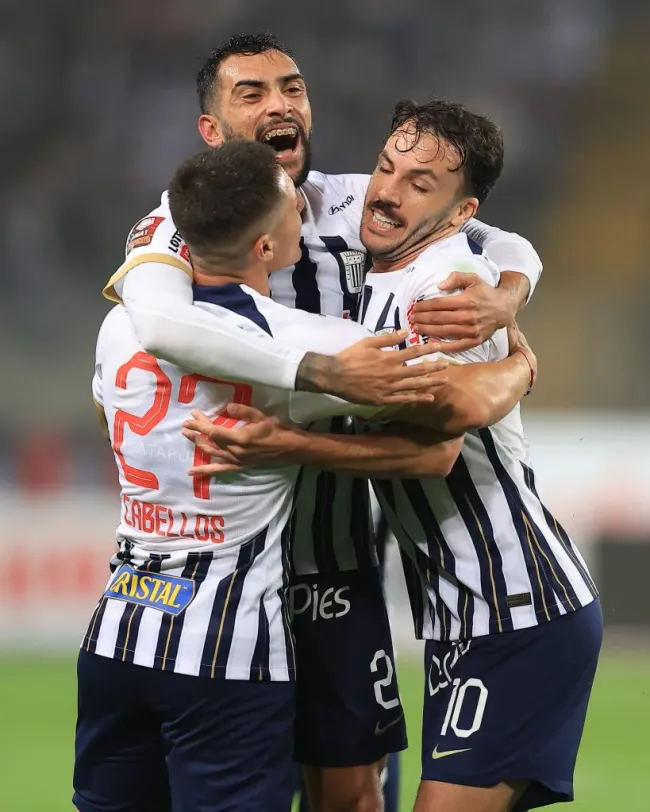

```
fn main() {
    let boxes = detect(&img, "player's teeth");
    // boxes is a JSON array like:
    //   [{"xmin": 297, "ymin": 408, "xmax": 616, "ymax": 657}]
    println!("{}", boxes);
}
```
[
  {"xmin": 372, "ymin": 210, "xmax": 400, "ymax": 228},
  {"xmin": 263, "ymin": 127, "xmax": 297, "ymax": 140}
]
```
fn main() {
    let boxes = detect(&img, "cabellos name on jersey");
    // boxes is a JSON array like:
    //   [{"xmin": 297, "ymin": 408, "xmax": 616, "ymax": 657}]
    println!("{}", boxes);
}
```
[
  {"xmin": 122, "ymin": 495, "xmax": 225, "ymax": 543},
  {"xmin": 105, "ymin": 565, "xmax": 196, "ymax": 616}
]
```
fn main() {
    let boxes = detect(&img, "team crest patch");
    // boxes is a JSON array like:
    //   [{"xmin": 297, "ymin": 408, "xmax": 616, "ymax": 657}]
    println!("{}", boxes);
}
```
[
  {"xmin": 105, "ymin": 564, "xmax": 196, "ymax": 616},
  {"xmin": 126, "ymin": 216, "xmax": 164, "ymax": 254},
  {"xmin": 340, "ymin": 250, "xmax": 365, "ymax": 293}
]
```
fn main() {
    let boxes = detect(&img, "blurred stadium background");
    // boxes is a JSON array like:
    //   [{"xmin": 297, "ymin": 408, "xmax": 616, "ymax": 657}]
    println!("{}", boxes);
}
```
[{"xmin": 2, "ymin": 1, "xmax": 649, "ymax": 809}]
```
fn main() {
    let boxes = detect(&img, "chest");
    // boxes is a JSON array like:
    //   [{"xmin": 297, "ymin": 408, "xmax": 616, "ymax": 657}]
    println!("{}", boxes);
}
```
[
  {"xmin": 358, "ymin": 277, "xmax": 406, "ymax": 338},
  {"xmin": 269, "ymin": 217, "xmax": 367, "ymax": 318}
]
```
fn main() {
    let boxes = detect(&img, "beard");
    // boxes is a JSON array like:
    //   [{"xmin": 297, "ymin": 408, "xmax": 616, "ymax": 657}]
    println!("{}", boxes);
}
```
[
  {"xmin": 220, "ymin": 119, "xmax": 312, "ymax": 189},
  {"xmin": 364, "ymin": 203, "xmax": 456, "ymax": 264}
]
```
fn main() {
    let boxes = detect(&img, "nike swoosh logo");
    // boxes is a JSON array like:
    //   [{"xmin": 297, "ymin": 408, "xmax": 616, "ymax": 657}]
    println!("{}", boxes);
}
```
[
  {"xmin": 374, "ymin": 711, "xmax": 404, "ymax": 736},
  {"xmin": 432, "ymin": 745, "xmax": 472, "ymax": 760}
]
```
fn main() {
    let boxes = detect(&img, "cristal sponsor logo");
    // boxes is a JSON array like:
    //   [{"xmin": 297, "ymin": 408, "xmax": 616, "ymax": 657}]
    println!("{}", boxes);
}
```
[
  {"xmin": 289, "ymin": 583, "xmax": 351, "ymax": 620},
  {"xmin": 328, "ymin": 194, "xmax": 354, "ymax": 215},
  {"xmin": 105, "ymin": 564, "xmax": 195, "ymax": 616}
]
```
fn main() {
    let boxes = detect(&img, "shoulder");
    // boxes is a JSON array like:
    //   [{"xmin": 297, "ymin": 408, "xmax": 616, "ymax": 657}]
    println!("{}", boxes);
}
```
[
  {"xmin": 302, "ymin": 171, "xmax": 369, "ymax": 219},
  {"xmin": 104, "ymin": 191, "xmax": 193, "ymax": 303},
  {"xmin": 95, "ymin": 305, "xmax": 132, "ymax": 356},
  {"xmin": 405, "ymin": 234, "xmax": 500, "ymax": 290}
]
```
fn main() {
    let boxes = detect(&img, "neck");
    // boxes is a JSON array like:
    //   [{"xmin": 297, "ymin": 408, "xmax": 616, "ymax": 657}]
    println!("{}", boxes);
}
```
[
  {"xmin": 372, "ymin": 221, "xmax": 461, "ymax": 272},
  {"xmin": 193, "ymin": 263, "xmax": 270, "ymax": 297}
]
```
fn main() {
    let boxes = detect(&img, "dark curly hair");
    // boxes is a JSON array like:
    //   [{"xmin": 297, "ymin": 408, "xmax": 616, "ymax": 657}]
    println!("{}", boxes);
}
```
[
  {"xmin": 390, "ymin": 99, "xmax": 504, "ymax": 204},
  {"xmin": 196, "ymin": 32, "xmax": 297, "ymax": 113}
]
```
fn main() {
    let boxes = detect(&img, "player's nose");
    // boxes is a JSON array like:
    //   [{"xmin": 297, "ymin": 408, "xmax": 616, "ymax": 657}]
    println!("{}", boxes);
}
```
[
  {"xmin": 376, "ymin": 183, "xmax": 400, "ymax": 207},
  {"xmin": 265, "ymin": 89, "xmax": 292, "ymax": 118}
]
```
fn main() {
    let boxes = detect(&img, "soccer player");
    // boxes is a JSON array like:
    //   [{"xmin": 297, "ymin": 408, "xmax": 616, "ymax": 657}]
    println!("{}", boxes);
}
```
[
  {"xmin": 76, "ymin": 140, "xmax": 470, "ymax": 812},
  {"xmin": 102, "ymin": 32, "xmax": 544, "ymax": 812},
  {"xmin": 186, "ymin": 101, "xmax": 603, "ymax": 812}
]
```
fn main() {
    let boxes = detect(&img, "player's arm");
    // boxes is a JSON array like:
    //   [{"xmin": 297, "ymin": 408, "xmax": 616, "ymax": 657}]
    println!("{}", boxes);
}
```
[
  {"xmin": 412, "ymin": 220, "xmax": 543, "ymax": 352},
  {"xmin": 109, "ymin": 231, "xmax": 445, "ymax": 406},
  {"xmin": 183, "ymin": 406, "xmax": 463, "ymax": 479},
  {"xmin": 182, "ymin": 318, "xmax": 534, "ymax": 478},
  {"xmin": 91, "ymin": 344, "xmax": 109, "ymax": 442},
  {"xmin": 94, "ymin": 401, "xmax": 109, "ymax": 442},
  {"xmin": 385, "ymin": 256, "xmax": 536, "ymax": 435},
  {"xmin": 391, "ymin": 333, "xmax": 535, "ymax": 435}
]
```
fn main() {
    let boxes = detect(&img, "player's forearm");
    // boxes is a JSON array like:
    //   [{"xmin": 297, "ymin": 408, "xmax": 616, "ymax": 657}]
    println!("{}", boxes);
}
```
[
  {"xmin": 497, "ymin": 271, "xmax": 530, "ymax": 316},
  {"xmin": 272, "ymin": 424, "xmax": 463, "ymax": 479},
  {"xmin": 395, "ymin": 354, "xmax": 531, "ymax": 435}
]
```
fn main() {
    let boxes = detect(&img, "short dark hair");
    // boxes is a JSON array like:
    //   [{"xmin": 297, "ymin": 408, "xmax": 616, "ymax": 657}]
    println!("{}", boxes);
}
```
[
  {"xmin": 390, "ymin": 99, "xmax": 504, "ymax": 204},
  {"xmin": 168, "ymin": 141, "xmax": 283, "ymax": 263},
  {"xmin": 196, "ymin": 32, "xmax": 296, "ymax": 113}
]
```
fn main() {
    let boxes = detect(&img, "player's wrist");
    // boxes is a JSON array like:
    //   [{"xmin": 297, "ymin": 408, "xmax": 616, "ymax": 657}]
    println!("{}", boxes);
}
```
[
  {"xmin": 496, "ymin": 272, "xmax": 529, "ymax": 325},
  {"xmin": 511, "ymin": 348, "xmax": 536, "ymax": 395},
  {"xmin": 295, "ymin": 352, "xmax": 342, "ymax": 395}
]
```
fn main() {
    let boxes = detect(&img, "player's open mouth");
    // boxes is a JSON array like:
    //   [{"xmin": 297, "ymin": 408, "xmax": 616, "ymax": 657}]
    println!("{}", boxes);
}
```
[
  {"xmin": 260, "ymin": 125, "xmax": 300, "ymax": 157},
  {"xmin": 368, "ymin": 208, "xmax": 403, "ymax": 232}
]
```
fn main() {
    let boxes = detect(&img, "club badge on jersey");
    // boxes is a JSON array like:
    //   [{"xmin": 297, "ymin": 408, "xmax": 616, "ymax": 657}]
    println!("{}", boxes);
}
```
[{"xmin": 340, "ymin": 250, "xmax": 365, "ymax": 295}]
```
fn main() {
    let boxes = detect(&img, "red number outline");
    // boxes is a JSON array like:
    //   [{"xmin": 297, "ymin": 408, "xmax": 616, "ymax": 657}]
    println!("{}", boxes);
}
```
[{"xmin": 112, "ymin": 353, "xmax": 251, "ymax": 499}]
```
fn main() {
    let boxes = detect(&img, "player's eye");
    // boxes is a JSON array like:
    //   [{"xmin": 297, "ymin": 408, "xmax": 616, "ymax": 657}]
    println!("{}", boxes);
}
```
[
  {"xmin": 412, "ymin": 183, "xmax": 428, "ymax": 194},
  {"xmin": 378, "ymin": 164, "xmax": 392, "ymax": 174},
  {"xmin": 243, "ymin": 93, "xmax": 262, "ymax": 102},
  {"xmin": 286, "ymin": 85, "xmax": 305, "ymax": 95}
]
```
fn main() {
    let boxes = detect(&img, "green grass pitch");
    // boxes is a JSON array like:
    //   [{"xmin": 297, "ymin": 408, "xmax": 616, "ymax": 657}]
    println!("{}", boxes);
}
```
[{"xmin": 1, "ymin": 651, "xmax": 649, "ymax": 811}]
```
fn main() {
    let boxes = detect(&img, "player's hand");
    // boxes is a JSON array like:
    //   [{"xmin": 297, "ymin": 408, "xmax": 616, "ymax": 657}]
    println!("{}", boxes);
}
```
[
  {"xmin": 330, "ymin": 330, "xmax": 449, "ymax": 406},
  {"xmin": 182, "ymin": 405, "xmax": 304, "ymax": 475},
  {"xmin": 410, "ymin": 272, "xmax": 516, "ymax": 353}
]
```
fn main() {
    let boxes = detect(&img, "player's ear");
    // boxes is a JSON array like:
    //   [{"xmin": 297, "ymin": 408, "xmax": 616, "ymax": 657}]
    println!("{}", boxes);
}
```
[
  {"xmin": 198, "ymin": 115, "xmax": 223, "ymax": 148},
  {"xmin": 254, "ymin": 233, "xmax": 274, "ymax": 264},
  {"xmin": 450, "ymin": 196, "xmax": 479, "ymax": 229}
]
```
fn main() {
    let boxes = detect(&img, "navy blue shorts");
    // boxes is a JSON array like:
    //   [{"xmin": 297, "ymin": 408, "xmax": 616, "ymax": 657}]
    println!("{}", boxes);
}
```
[
  {"xmin": 290, "ymin": 567, "xmax": 407, "ymax": 767},
  {"xmin": 73, "ymin": 650, "xmax": 295, "ymax": 812},
  {"xmin": 421, "ymin": 599, "xmax": 603, "ymax": 810}
]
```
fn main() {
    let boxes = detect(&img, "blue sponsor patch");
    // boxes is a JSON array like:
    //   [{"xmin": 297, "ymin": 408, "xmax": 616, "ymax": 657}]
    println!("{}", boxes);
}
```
[{"xmin": 104, "ymin": 564, "xmax": 196, "ymax": 616}]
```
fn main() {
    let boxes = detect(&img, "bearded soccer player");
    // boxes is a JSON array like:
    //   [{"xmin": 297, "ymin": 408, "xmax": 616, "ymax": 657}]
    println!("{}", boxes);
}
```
[
  {"xmin": 186, "ymin": 101, "xmax": 602, "ymax": 812},
  {"xmin": 102, "ymin": 33, "xmax": 544, "ymax": 812}
]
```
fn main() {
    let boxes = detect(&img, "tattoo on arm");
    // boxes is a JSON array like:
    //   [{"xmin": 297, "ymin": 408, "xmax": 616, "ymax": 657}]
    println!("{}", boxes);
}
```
[{"xmin": 295, "ymin": 352, "xmax": 342, "ymax": 394}]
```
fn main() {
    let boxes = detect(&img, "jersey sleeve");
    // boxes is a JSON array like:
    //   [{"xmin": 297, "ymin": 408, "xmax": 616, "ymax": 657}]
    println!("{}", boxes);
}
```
[
  {"xmin": 92, "ymin": 363, "xmax": 103, "ymax": 408},
  {"xmin": 284, "ymin": 314, "xmax": 382, "ymax": 423},
  {"xmin": 398, "ymin": 253, "xmax": 498, "ymax": 365},
  {"xmin": 117, "ymin": 262, "xmax": 307, "ymax": 391},
  {"xmin": 103, "ymin": 209, "xmax": 193, "ymax": 304},
  {"xmin": 461, "ymin": 218, "xmax": 542, "ymax": 302}
]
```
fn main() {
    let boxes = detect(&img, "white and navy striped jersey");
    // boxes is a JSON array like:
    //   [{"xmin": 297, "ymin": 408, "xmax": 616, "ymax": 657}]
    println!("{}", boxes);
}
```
[
  {"xmin": 360, "ymin": 233, "xmax": 598, "ymax": 641},
  {"xmin": 270, "ymin": 171, "xmax": 380, "ymax": 576},
  {"xmin": 104, "ymin": 173, "xmax": 544, "ymax": 579},
  {"xmin": 85, "ymin": 282, "xmax": 377, "ymax": 679}
]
